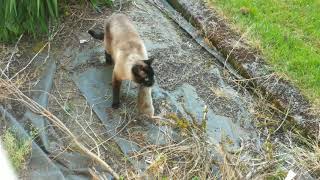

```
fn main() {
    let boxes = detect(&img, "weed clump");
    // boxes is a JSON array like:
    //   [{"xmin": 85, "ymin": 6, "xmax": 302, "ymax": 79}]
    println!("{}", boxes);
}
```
[
  {"xmin": 1, "ymin": 129, "xmax": 31, "ymax": 171},
  {"xmin": 165, "ymin": 113, "xmax": 190, "ymax": 129}
]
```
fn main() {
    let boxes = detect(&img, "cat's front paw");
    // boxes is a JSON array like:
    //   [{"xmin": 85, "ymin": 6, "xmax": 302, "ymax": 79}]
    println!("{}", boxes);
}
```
[{"xmin": 112, "ymin": 102, "xmax": 120, "ymax": 109}]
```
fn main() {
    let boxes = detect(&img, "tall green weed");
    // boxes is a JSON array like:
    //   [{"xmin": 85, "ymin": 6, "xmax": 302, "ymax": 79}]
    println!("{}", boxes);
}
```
[{"xmin": 0, "ymin": 0, "xmax": 112, "ymax": 42}]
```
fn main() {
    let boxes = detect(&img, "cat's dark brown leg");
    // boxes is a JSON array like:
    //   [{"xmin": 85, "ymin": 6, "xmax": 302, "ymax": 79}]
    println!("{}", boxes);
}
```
[
  {"xmin": 105, "ymin": 51, "xmax": 113, "ymax": 65},
  {"xmin": 112, "ymin": 73, "xmax": 121, "ymax": 109}
]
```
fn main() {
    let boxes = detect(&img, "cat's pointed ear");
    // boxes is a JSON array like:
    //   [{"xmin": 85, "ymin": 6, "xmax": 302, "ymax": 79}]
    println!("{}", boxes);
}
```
[{"xmin": 144, "ymin": 58, "xmax": 154, "ymax": 66}]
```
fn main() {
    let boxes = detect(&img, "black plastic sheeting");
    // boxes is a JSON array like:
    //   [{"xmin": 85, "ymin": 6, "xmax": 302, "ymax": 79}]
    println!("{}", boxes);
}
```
[
  {"xmin": 0, "ymin": 55, "xmax": 251, "ymax": 179},
  {"xmin": 1, "ymin": 60, "xmax": 101, "ymax": 180}
]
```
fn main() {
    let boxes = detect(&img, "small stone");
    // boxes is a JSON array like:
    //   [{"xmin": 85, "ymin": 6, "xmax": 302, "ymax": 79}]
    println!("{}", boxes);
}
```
[{"xmin": 80, "ymin": 39, "xmax": 89, "ymax": 44}]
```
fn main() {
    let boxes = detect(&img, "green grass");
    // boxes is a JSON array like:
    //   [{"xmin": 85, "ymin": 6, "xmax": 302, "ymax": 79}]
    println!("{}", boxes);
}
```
[
  {"xmin": 1, "ymin": 129, "xmax": 31, "ymax": 171},
  {"xmin": 211, "ymin": 0, "xmax": 320, "ymax": 105}
]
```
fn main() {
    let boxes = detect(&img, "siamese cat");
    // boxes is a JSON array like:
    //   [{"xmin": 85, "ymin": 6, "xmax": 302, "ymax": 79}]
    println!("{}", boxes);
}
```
[{"xmin": 88, "ymin": 13, "xmax": 155, "ymax": 110}]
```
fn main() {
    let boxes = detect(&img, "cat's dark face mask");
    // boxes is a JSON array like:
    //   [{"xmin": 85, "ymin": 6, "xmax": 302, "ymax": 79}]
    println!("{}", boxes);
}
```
[{"xmin": 132, "ymin": 58, "xmax": 155, "ymax": 87}]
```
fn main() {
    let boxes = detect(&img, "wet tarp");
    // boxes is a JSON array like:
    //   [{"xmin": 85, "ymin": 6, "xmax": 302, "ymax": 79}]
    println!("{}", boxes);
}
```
[{"xmin": 0, "ymin": 0, "xmax": 259, "ymax": 179}]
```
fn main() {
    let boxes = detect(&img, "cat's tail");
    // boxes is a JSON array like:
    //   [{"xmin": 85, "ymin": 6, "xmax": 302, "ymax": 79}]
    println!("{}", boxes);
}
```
[{"xmin": 88, "ymin": 29, "xmax": 104, "ymax": 40}]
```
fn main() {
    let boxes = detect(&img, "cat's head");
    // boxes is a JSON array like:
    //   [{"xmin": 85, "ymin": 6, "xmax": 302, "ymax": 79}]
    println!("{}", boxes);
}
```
[{"xmin": 132, "ymin": 58, "xmax": 155, "ymax": 87}]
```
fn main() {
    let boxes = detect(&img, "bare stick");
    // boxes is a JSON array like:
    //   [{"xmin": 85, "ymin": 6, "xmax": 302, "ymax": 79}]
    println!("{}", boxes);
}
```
[
  {"xmin": 224, "ymin": 26, "xmax": 252, "ymax": 69},
  {"xmin": 3, "ymin": 34, "xmax": 23, "ymax": 76}
]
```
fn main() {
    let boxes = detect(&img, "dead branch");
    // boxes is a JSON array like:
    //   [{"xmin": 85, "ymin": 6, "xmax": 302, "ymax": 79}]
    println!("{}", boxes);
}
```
[{"xmin": 0, "ymin": 79, "xmax": 120, "ymax": 179}]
